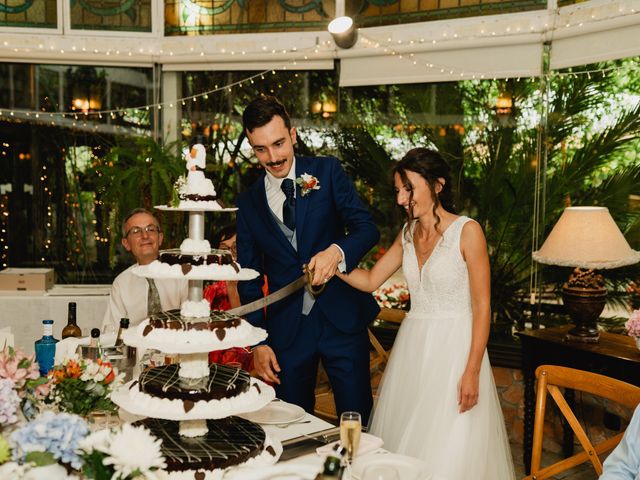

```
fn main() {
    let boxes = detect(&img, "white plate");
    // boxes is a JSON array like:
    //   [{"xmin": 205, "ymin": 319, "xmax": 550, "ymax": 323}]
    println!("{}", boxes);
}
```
[
  {"xmin": 239, "ymin": 400, "xmax": 306, "ymax": 425},
  {"xmin": 155, "ymin": 205, "xmax": 238, "ymax": 212},
  {"xmin": 352, "ymin": 452, "xmax": 431, "ymax": 480}
]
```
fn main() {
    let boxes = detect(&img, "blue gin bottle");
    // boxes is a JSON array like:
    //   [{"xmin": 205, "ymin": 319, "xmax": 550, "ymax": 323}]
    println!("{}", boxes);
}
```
[{"xmin": 35, "ymin": 319, "xmax": 58, "ymax": 376}]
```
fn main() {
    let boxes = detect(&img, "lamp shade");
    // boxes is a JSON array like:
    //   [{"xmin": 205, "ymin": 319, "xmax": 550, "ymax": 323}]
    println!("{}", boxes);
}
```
[{"xmin": 532, "ymin": 206, "xmax": 640, "ymax": 269}]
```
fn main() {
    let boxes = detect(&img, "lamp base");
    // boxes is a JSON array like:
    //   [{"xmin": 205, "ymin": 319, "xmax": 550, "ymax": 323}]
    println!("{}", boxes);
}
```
[{"xmin": 562, "ymin": 283, "xmax": 606, "ymax": 343}]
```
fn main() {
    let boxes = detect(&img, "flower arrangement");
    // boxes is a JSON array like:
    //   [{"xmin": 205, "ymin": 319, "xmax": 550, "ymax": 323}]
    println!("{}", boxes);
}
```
[
  {"xmin": 170, "ymin": 175, "xmax": 187, "ymax": 207},
  {"xmin": 373, "ymin": 282, "xmax": 410, "ymax": 310},
  {"xmin": 296, "ymin": 173, "xmax": 320, "ymax": 196},
  {"xmin": 0, "ymin": 379, "xmax": 20, "ymax": 427},
  {"xmin": 79, "ymin": 423, "xmax": 166, "ymax": 480},
  {"xmin": 0, "ymin": 347, "xmax": 50, "ymax": 420},
  {"xmin": 625, "ymin": 309, "xmax": 640, "ymax": 339},
  {"xmin": 47, "ymin": 356, "xmax": 124, "ymax": 416},
  {"xmin": 9, "ymin": 411, "xmax": 88, "ymax": 470}
]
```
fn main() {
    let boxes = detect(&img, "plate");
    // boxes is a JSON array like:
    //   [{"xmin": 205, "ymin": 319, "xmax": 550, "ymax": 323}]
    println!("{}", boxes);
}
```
[
  {"xmin": 352, "ymin": 452, "xmax": 431, "ymax": 480},
  {"xmin": 239, "ymin": 400, "xmax": 306, "ymax": 425}
]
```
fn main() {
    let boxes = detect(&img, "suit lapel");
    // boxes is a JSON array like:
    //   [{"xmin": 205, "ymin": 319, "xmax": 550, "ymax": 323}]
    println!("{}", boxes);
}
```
[
  {"xmin": 295, "ymin": 156, "xmax": 313, "ymax": 246},
  {"xmin": 249, "ymin": 176, "xmax": 297, "ymax": 254}
]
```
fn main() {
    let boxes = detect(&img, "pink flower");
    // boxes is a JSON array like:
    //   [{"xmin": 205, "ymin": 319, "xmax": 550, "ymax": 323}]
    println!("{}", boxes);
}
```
[{"xmin": 625, "ymin": 309, "xmax": 640, "ymax": 338}]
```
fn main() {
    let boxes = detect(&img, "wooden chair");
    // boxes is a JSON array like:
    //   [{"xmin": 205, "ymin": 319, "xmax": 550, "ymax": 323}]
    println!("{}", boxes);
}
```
[
  {"xmin": 314, "ymin": 307, "xmax": 406, "ymax": 421},
  {"xmin": 524, "ymin": 364, "xmax": 640, "ymax": 480}
]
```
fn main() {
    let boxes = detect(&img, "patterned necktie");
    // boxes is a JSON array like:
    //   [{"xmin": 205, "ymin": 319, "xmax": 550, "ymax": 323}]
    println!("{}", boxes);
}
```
[
  {"xmin": 146, "ymin": 278, "xmax": 162, "ymax": 316},
  {"xmin": 281, "ymin": 178, "xmax": 296, "ymax": 231}
]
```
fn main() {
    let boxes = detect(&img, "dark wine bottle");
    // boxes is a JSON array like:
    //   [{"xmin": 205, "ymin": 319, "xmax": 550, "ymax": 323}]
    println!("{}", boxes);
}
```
[{"xmin": 61, "ymin": 302, "xmax": 82, "ymax": 339}]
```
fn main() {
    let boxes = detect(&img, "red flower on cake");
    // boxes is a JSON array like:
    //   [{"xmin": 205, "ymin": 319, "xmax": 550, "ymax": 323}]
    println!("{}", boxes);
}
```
[{"xmin": 296, "ymin": 173, "xmax": 321, "ymax": 197}]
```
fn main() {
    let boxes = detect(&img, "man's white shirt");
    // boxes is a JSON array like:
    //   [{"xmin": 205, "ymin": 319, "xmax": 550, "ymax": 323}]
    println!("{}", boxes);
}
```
[{"xmin": 101, "ymin": 264, "xmax": 188, "ymax": 333}]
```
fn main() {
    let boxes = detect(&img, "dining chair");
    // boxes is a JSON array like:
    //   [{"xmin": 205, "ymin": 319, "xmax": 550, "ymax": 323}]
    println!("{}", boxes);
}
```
[
  {"xmin": 313, "ymin": 307, "xmax": 406, "ymax": 421},
  {"xmin": 524, "ymin": 364, "xmax": 640, "ymax": 480}
]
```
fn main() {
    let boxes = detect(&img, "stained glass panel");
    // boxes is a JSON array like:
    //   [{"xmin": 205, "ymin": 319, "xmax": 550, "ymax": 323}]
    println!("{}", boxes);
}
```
[{"xmin": 69, "ymin": 0, "xmax": 152, "ymax": 32}]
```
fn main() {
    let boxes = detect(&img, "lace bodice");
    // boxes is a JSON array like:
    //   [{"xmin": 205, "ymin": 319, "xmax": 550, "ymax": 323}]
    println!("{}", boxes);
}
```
[{"xmin": 402, "ymin": 216, "xmax": 473, "ymax": 318}]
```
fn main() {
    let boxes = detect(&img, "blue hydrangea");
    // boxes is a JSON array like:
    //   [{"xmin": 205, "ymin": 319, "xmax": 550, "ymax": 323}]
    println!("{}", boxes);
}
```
[
  {"xmin": 0, "ymin": 379, "xmax": 19, "ymax": 426},
  {"xmin": 9, "ymin": 411, "xmax": 89, "ymax": 469}
]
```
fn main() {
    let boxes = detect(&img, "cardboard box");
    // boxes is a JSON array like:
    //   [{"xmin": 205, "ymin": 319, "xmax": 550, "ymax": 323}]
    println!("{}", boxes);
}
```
[{"xmin": 0, "ymin": 268, "xmax": 55, "ymax": 291}]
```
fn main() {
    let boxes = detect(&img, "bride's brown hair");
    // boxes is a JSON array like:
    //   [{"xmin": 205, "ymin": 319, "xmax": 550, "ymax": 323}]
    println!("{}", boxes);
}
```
[{"xmin": 393, "ymin": 148, "xmax": 456, "ymax": 240}]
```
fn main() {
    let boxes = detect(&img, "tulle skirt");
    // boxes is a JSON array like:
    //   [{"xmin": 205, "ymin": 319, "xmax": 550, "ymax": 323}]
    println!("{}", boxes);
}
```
[{"xmin": 369, "ymin": 312, "xmax": 515, "ymax": 480}]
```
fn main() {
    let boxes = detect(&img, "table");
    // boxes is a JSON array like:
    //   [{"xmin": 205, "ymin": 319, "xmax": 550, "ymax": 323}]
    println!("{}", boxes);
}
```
[
  {"xmin": 0, "ymin": 284, "xmax": 110, "ymax": 352},
  {"xmin": 518, "ymin": 325, "xmax": 640, "ymax": 474}
]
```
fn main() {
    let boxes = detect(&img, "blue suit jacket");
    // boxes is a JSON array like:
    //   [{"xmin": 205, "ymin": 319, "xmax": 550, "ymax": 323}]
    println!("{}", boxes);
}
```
[{"xmin": 236, "ymin": 156, "xmax": 380, "ymax": 351}]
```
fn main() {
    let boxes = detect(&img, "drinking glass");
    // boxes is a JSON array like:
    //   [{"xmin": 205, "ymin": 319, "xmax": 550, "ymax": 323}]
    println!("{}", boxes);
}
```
[
  {"xmin": 340, "ymin": 411, "xmax": 362, "ymax": 463},
  {"xmin": 361, "ymin": 465, "xmax": 400, "ymax": 480}
]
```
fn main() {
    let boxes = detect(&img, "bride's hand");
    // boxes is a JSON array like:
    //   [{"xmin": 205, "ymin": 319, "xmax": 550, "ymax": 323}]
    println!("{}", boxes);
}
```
[{"xmin": 458, "ymin": 369, "xmax": 480, "ymax": 413}]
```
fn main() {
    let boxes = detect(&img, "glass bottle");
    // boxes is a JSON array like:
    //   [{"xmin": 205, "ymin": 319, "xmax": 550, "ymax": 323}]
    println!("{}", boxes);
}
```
[
  {"xmin": 88, "ymin": 328, "xmax": 104, "ymax": 361},
  {"xmin": 61, "ymin": 302, "xmax": 82, "ymax": 339},
  {"xmin": 315, "ymin": 444, "xmax": 345, "ymax": 479},
  {"xmin": 35, "ymin": 319, "xmax": 58, "ymax": 376},
  {"xmin": 114, "ymin": 318, "xmax": 129, "ymax": 348}
]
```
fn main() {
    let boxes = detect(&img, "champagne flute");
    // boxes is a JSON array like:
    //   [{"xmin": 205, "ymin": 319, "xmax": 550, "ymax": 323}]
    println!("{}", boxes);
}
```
[{"xmin": 340, "ymin": 411, "xmax": 362, "ymax": 463}]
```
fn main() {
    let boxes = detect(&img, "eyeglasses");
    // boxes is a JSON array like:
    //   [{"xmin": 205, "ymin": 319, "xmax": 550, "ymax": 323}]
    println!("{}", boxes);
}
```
[
  {"xmin": 125, "ymin": 225, "xmax": 161, "ymax": 237},
  {"xmin": 219, "ymin": 242, "xmax": 237, "ymax": 255}
]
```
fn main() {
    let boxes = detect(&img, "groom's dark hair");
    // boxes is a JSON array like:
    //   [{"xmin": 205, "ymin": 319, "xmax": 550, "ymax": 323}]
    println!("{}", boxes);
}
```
[{"xmin": 243, "ymin": 95, "xmax": 292, "ymax": 133}]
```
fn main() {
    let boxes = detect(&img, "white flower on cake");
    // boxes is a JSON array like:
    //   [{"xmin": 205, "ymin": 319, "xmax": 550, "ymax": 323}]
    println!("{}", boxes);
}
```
[{"xmin": 100, "ymin": 424, "xmax": 166, "ymax": 480}]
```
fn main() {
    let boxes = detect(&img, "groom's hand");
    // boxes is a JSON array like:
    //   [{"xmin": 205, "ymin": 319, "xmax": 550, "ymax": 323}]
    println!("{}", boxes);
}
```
[
  {"xmin": 252, "ymin": 345, "xmax": 281, "ymax": 384},
  {"xmin": 308, "ymin": 245, "xmax": 342, "ymax": 285}
]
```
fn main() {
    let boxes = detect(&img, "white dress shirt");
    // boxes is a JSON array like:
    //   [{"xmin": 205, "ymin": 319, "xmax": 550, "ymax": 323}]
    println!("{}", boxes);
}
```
[{"xmin": 101, "ymin": 264, "xmax": 188, "ymax": 333}]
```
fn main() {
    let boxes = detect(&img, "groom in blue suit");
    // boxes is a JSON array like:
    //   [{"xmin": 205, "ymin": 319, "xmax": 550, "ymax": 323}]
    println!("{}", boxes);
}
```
[{"xmin": 236, "ymin": 96, "xmax": 380, "ymax": 422}]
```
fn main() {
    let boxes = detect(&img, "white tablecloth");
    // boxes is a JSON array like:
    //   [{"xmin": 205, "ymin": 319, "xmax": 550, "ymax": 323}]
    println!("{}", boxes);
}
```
[{"xmin": 0, "ymin": 284, "xmax": 110, "ymax": 353}]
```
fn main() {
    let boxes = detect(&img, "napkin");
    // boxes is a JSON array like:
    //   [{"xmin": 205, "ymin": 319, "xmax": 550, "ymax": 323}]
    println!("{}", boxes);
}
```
[
  {"xmin": 223, "ymin": 463, "xmax": 320, "ymax": 480},
  {"xmin": 316, "ymin": 432, "xmax": 384, "ymax": 457},
  {"xmin": 54, "ymin": 333, "xmax": 117, "ymax": 364}
]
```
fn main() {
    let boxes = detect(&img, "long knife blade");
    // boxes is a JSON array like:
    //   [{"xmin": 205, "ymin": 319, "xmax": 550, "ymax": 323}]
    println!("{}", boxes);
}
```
[{"xmin": 227, "ymin": 275, "xmax": 307, "ymax": 317}]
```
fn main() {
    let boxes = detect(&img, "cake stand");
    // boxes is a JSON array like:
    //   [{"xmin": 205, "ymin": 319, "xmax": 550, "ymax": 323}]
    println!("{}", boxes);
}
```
[{"xmin": 111, "ymin": 200, "xmax": 283, "ymax": 479}]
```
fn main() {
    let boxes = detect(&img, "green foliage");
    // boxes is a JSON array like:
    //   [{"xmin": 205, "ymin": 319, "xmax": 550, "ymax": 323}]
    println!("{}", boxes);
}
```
[
  {"xmin": 81, "ymin": 450, "xmax": 115, "ymax": 480},
  {"xmin": 25, "ymin": 451, "xmax": 56, "ymax": 467},
  {"xmin": 51, "ymin": 377, "xmax": 118, "ymax": 417}
]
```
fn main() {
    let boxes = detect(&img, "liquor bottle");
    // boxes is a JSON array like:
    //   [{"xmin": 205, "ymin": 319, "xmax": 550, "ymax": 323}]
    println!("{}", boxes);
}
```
[
  {"xmin": 314, "ymin": 444, "xmax": 346, "ymax": 479},
  {"xmin": 35, "ymin": 319, "xmax": 58, "ymax": 376},
  {"xmin": 61, "ymin": 302, "xmax": 82, "ymax": 339},
  {"xmin": 87, "ymin": 328, "xmax": 104, "ymax": 361},
  {"xmin": 114, "ymin": 318, "xmax": 129, "ymax": 348}
]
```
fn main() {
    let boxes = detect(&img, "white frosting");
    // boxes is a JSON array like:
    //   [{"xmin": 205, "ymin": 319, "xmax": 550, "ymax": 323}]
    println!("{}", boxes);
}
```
[
  {"xmin": 177, "ymin": 353, "xmax": 209, "ymax": 379},
  {"xmin": 180, "ymin": 299, "xmax": 211, "ymax": 318},
  {"xmin": 132, "ymin": 260, "xmax": 259, "ymax": 281},
  {"xmin": 185, "ymin": 170, "xmax": 217, "ymax": 196},
  {"xmin": 156, "ymin": 435, "xmax": 281, "ymax": 480},
  {"xmin": 111, "ymin": 377, "xmax": 275, "ymax": 420},
  {"xmin": 122, "ymin": 317, "xmax": 267, "ymax": 354},
  {"xmin": 178, "ymin": 419, "xmax": 208, "ymax": 438},
  {"xmin": 178, "ymin": 199, "xmax": 224, "ymax": 209},
  {"xmin": 179, "ymin": 238, "xmax": 211, "ymax": 253}
]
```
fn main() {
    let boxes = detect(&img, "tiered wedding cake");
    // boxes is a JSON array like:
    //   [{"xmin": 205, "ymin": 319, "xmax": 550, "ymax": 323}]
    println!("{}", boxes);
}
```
[{"xmin": 112, "ymin": 145, "xmax": 282, "ymax": 479}]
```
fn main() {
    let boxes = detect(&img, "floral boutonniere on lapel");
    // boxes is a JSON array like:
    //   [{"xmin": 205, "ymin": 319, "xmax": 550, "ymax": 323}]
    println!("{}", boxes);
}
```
[{"xmin": 296, "ymin": 173, "xmax": 321, "ymax": 197}]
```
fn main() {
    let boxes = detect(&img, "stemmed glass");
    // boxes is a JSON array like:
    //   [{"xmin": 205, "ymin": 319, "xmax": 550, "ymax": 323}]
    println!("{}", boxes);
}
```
[{"xmin": 340, "ymin": 411, "xmax": 362, "ymax": 464}]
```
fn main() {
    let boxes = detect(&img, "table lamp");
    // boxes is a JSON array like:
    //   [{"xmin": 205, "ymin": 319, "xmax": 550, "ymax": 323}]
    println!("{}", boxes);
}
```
[{"xmin": 532, "ymin": 206, "xmax": 640, "ymax": 342}]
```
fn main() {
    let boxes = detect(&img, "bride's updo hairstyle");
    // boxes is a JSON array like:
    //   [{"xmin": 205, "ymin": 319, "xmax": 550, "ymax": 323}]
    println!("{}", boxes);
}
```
[{"xmin": 394, "ymin": 148, "xmax": 456, "ymax": 236}]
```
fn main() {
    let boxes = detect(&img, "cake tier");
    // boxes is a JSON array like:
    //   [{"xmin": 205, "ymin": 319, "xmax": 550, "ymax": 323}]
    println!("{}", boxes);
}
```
[
  {"xmin": 123, "ymin": 311, "xmax": 267, "ymax": 353},
  {"xmin": 138, "ymin": 417, "xmax": 281, "ymax": 479},
  {"xmin": 139, "ymin": 363, "xmax": 250, "ymax": 402},
  {"xmin": 111, "ymin": 377, "xmax": 275, "ymax": 420},
  {"xmin": 155, "ymin": 204, "xmax": 237, "ymax": 213},
  {"xmin": 131, "ymin": 259, "xmax": 258, "ymax": 281},
  {"xmin": 180, "ymin": 192, "xmax": 217, "ymax": 202},
  {"xmin": 159, "ymin": 248, "xmax": 234, "ymax": 267}
]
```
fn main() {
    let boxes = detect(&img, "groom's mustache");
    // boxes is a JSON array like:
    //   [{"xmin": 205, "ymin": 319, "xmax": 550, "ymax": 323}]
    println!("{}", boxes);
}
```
[{"xmin": 265, "ymin": 159, "xmax": 287, "ymax": 168}]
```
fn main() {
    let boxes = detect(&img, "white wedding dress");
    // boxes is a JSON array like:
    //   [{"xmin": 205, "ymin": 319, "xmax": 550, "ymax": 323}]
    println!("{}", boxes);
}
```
[{"xmin": 369, "ymin": 216, "xmax": 515, "ymax": 480}]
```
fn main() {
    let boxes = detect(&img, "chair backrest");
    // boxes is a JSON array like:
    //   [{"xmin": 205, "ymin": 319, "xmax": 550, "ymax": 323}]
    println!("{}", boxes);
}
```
[{"xmin": 524, "ymin": 364, "xmax": 640, "ymax": 480}]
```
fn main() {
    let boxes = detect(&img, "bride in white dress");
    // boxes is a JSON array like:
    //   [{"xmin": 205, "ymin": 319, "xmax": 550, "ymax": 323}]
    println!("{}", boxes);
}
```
[{"xmin": 337, "ymin": 148, "xmax": 515, "ymax": 480}]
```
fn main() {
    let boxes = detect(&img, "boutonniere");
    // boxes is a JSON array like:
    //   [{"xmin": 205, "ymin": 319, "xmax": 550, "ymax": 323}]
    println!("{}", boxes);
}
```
[{"xmin": 296, "ymin": 173, "xmax": 321, "ymax": 196}]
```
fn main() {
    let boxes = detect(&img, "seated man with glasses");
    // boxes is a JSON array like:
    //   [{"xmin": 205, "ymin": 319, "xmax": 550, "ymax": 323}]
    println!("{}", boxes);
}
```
[{"xmin": 102, "ymin": 208, "xmax": 188, "ymax": 333}]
